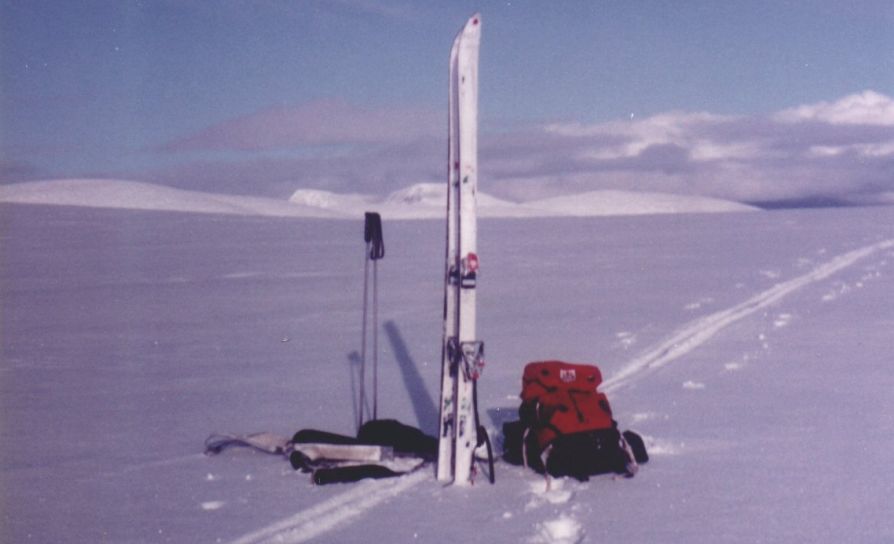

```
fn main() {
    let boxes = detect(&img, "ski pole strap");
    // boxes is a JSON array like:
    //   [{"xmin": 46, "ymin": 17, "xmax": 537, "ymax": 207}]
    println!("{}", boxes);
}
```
[{"xmin": 364, "ymin": 212, "xmax": 385, "ymax": 260}]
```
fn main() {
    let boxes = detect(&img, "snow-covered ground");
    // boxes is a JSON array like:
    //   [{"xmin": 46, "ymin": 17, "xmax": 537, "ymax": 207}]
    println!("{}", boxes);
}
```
[{"xmin": 2, "ymin": 200, "xmax": 893, "ymax": 543}]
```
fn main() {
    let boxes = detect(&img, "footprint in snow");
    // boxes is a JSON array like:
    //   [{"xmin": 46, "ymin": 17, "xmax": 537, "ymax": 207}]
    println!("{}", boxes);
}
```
[
  {"xmin": 615, "ymin": 331, "xmax": 636, "ymax": 349},
  {"xmin": 684, "ymin": 297, "xmax": 713, "ymax": 311},
  {"xmin": 641, "ymin": 435, "xmax": 683, "ymax": 456},
  {"xmin": 526, "ymin": 478, "xmax": 575, "ymax": 510},
  {"xmin": 530, "ymin": 514, "xmax": 584, "ymax": 544},
  {"xmin": 822, "ymin": 281, "xmax": 851, "ymax": 302},
  {"xmin": 631, "ymin": 412, "xmax": 667, "ymax": 423},
  {"xmin": 773, "ymin": 313, "xmax": 792, "ymax": 328}
]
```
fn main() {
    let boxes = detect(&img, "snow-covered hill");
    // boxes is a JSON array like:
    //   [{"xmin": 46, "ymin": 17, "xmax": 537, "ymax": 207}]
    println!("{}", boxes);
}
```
[
  {"xmin": 526, "ymin": 189, "xmax": 757, "ymax": 216},
  {"xmin": 291, "ymin": 182, "xmax": 545, "ymax": 218},
  {"xmin": 2, "ymin": 202, "xmax": 893, "ymax": 543},
  {"xmin": 0, "ymin": 179, "xmax": 341, "ymax": 218},
  {"xmin": 288, "ymin": 188, "xmax": 376, "ymax": 211},
  {"xmin": 290, "ymin": 182, "xmax": 759, "ymax": 218},
  {"xmin": 1, "ymin": 178, "xmax": 759, "ymax": 219}
]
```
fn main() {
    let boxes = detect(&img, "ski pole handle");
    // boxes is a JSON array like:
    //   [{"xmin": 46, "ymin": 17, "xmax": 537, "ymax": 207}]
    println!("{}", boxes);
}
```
[{"xmin": 364, "ymin": 212, "xmax": 385, "ymax": 260}]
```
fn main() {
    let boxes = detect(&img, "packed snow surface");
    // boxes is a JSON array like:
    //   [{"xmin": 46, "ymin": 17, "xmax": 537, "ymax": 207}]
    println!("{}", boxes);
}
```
[
  {"xmin": 2, "ymin": 202, "xmax": 893, "ymax": 543},
  {"xmin": 0, "ymin": 178, "xmax": 758, "ymax": 219}
]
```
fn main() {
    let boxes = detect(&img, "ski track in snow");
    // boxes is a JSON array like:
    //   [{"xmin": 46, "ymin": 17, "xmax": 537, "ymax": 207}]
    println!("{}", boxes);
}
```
[
  {"xmin": 226, "ymin": 238, "xmax": 893, "ymax": 544},
  {"xmin": 601, "ymin": 238, "xmax": 894, "ymax": 393},
  {"xmin": 228, "ymin": 470, "xmax": 427, "ymax": 544}
]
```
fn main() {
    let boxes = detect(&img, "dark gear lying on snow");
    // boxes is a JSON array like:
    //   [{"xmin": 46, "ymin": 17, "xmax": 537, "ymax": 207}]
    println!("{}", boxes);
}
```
[
  {"xmin": 502, "ymin": 361, "xmax": 648, "ymax": 481},
  {"xmin": 205, "ymin": 419, "xmax": 437, "ymax": 485},
  {"xmin": 290, "ymin": 419, "xmax": 437, "ymax": 484}
]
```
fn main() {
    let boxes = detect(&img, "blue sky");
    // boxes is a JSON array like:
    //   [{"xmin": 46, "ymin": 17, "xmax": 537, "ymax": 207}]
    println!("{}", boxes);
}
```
[{"xmin": 2, "ymin": 1, "xmax": 893, "ymax": 204}]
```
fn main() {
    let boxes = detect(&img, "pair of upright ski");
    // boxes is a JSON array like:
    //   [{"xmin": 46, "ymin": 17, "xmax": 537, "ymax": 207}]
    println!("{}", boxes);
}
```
[{"xmin": 436, "ymin": 13, "xmax": 491, "ymax": 486}]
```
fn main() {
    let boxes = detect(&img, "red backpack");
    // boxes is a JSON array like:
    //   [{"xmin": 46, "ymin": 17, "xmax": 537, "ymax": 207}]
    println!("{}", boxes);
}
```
[
  {"xmin": 520, "ymin": 361, "xmax": 614, "ymax": 449},
  {"xmin": 503, "ymin": 360, "xmax": 648, "ymax": 480}
]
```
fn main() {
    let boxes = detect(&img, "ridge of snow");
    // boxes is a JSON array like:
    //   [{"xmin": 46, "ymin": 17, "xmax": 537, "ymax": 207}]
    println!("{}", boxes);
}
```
[
  {"xmin": 2, "ymin": 178, "xmax": 758, "ymax": 219},
  {"xmin": 0, "ymin": 179, "xmax": 343, "ymax": 218},
  {"xmin": 384, "ymin": 182, "xmax": 446, "ymax": 206},
  {"xmin": 525, "ymin": 190, "xmax": 759, "ymax": 217},
  {"xmin": 292, "ymin": 184, "xmax": 759, "ymax": 219},
  {"xmin": 379, "ymin": 182, "xmax": 533, "ymax": 219},
  {"xmin": 288, "ymin": 188, "xmax": 374, "ymax": 210}
]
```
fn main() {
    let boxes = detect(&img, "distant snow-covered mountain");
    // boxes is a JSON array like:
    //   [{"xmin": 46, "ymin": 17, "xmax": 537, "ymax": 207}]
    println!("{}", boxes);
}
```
[
  {"xmin": 382, "ymin": 183, "xmax": 546, "ymax": 218},
  {"xmin": 290, "ymin": 182, "xmax": 759, "ymax": 219},
  {"xmin": 1, "ymin": 178, "xmax": 759, "ymax": 219},
  {"xmin": 295, "ymin": 182, "xmax": 539, "ymax": 219},
  {"xmin": 288, "ymin": 188, "xmax": 376, "ymax": 211},
  {"xmin": 0, "ymin": 179, "xmax": 341, "ymax": 218},
  {"xmin": 525, "ymin": 190, "xmax": 758, "ymax": 216},
  {"xmin": 289, "ymin": 183, "xmax": 759, "ymax": 218}
]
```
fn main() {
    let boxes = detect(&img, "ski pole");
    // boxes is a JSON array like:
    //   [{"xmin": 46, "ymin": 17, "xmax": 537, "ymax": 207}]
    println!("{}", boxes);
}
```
[
  {"xmin": 362, "ymin": 212, "xmax": 384, "ymax": 426},
  {"xmin": 360, "ymin": 242, "xmax": 370, "ymax": 431}
]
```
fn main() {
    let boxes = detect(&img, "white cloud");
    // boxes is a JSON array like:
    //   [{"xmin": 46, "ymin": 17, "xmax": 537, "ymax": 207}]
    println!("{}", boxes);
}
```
[
  {"xmin": 485, "ymin": 91, "xmax": 894, "ymax": 205},
  {"xmin": 774, "ymin": 90, "xmax": 894, "ymax": 126},
  {"xmin": 808, "ymin": 141, "xmax": 894, "ymax": 159},
  {"xmin": 856, "ymin": 141, "xmax": 894, "ymax": 157},
  {"xmin": 689, "ymin": 140, "xmax": 766, "ymax": 162},
  {"xmin": 151, "ymin": 91, "xmax": 894, "ymax": 207},
  {"xmin": 546, "ymin": 111, "xmax": 738, "ymax": 160}
]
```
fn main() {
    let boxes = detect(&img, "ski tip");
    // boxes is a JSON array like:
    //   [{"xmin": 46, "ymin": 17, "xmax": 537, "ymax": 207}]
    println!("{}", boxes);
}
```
[
  {"xmin": 454, "ymin": 13, "xmax": 480, "ymax": 39},
  {"xmin": 451, "ymin": 13, "xmax": 480, "ymax": 52},
  {"xmin": 466, "ymin": 13, "xmax": 481, "ymax": 31}
]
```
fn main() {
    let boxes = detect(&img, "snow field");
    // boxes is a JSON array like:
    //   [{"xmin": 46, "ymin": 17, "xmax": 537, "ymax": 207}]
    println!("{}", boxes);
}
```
[{"xmin": 2, "ymin": 203, "xmax": 893, "ymax": 543}]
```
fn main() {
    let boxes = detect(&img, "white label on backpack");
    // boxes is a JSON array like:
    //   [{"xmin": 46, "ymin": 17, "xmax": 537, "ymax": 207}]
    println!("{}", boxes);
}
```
[{"xmin": 559, "ymin": 369, "xmax": 576, "ymax": 383}]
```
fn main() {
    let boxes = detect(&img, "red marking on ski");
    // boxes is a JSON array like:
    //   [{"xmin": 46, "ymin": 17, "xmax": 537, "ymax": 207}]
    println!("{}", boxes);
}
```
[{"xmin": 465, "ymin": 253, "xmax": 479, "ymax": 273}]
